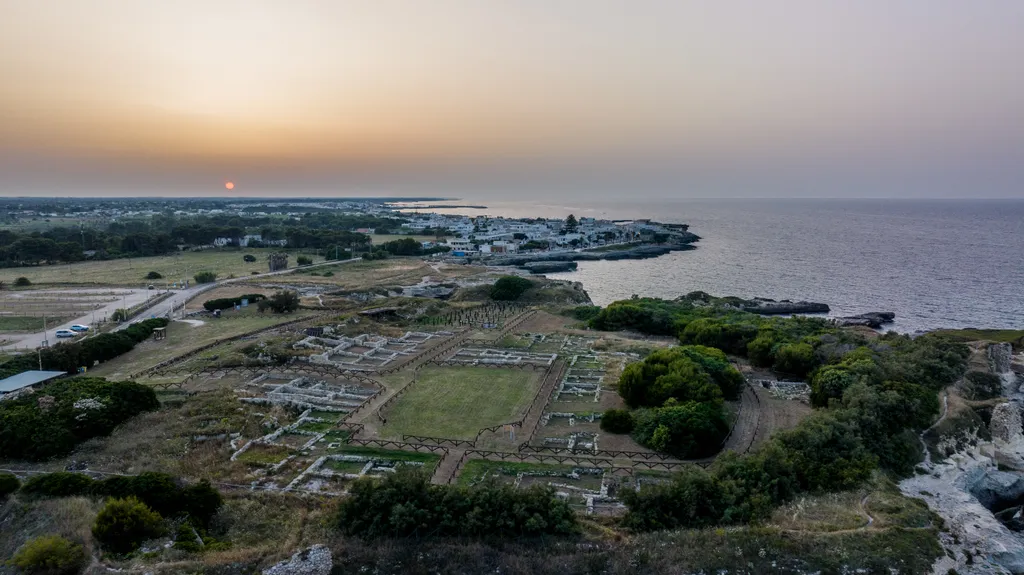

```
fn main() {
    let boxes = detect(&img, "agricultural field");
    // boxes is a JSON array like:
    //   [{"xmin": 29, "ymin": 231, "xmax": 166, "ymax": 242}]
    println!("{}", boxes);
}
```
[
  {"xmin": 0, "ymin": 248, "xmax": 323, "ymax": 286},
  {"xmin": 380, "ymin": 366, "xmax": 543, "ymax": 440}
]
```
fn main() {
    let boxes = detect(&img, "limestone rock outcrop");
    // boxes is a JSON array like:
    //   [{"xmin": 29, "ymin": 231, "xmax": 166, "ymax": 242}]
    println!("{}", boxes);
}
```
[{"xmin": 263, "ymin": 544, "xmax": 332, "ymax": 575}]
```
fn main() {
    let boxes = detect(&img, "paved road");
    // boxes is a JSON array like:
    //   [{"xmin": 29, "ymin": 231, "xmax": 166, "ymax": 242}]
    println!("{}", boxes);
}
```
[
  {"xmin": 2, "ymin": 258, "xmax": 360, "ymax": 351},
  {"xmin": 1, "ymin": 289, "xmax": 152, "ymax": 351}
]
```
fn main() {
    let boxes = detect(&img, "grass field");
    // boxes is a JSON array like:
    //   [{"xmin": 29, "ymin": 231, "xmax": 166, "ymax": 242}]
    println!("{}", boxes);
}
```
[
  {"xmin": 0, "ymin": 315, "xmax": 71, "ymax": 332},
  {"xmin": 381, "ymin": 366, "xmax": 542, "ymax": 440},
  {"xmin": 457, "ymin": 459, "xmax": 580, "ymax": 487},
  {"xmin": 932, "ymin": 328, "xmax": 1024, "ymax": 348},
  {"xmin": 85, "ymin": 309, "xmax": 319, "ymax": 379},
  {"xmin": 0, "ymin": 248, "xmax": 324, "ymax": 286}
]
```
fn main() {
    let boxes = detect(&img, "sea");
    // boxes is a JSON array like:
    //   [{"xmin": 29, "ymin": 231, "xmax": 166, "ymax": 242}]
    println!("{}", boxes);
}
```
[{"xmin": 412, "ymin": 198, "xmax": 1024, "ymax": 334}]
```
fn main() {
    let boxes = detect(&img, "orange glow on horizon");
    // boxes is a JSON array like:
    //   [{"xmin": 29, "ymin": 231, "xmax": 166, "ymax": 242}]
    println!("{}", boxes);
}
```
[{"xmin": 225, "ymin": 181, "xmax": 234, "ymax": 190}]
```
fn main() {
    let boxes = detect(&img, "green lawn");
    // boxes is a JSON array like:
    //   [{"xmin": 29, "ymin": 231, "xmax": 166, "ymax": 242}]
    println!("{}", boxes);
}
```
[{"xmin": 381, "ymin": 367, "xmax": 542, "ymax": 440}]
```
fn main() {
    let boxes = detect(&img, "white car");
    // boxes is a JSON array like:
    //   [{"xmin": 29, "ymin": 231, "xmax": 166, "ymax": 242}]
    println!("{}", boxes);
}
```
[
  {"xmin": 70, "ymin": 324, "xmax": 90, "ymax": 332},
  {"xmin": 54, "ymin": 329, "xmax": 76, "ymax": 338}
]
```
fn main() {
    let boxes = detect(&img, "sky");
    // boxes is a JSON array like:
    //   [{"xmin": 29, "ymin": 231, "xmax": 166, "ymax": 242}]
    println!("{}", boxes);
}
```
[{"xmin": 1, "ymin": 1, "xmax": 1023, "ymax": 199}]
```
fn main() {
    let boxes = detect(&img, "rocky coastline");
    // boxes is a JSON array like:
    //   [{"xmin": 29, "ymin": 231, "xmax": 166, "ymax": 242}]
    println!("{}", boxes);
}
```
[{"xmin": 487, "ymin": 240, "xmax": 699, "ymax": 270}]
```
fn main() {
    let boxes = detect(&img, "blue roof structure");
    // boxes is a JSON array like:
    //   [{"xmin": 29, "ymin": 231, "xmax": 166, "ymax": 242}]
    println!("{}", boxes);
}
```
[{"xmin": 0, "ymin": 370, "xmax": 67, "ymax": 394}]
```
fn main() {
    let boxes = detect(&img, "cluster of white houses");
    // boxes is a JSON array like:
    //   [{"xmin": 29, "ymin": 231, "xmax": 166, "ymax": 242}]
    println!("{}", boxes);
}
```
[{"xmin": 400, "ymin": 214, "xmax": 667, "ymax": 256}]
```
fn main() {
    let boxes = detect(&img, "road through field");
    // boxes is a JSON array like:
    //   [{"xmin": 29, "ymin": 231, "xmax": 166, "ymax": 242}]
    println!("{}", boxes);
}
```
[{"xmin": 0, "ymin": 258, "xmax": 360, "ymax": 351}]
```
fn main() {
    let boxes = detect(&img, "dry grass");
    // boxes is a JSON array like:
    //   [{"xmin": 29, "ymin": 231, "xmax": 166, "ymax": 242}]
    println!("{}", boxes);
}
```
[
  {"xmin": 0, "ymin": 496, "xmax": 104, "ymax": 561},
  {"xmin": 84, "ymin": 309, "xmax": 319, "ymax": 379},
  {"xmin": 0, "ymin": 249, "xmax": 320, "ymax": 287},
  {"xmin": 285, "ymin": 259, "xmax": 491, "ymax": 290}
]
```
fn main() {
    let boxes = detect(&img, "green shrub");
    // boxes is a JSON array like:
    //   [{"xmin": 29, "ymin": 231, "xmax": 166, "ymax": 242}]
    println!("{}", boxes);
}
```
[
  {"xmin": 773, "ymin": 342, "xmax": 818, "ymax": 378},
  {"xmin": 9, "ymin": 535, "xmax": 86, "ymax": 575},
  {"xmin": 296, "ymin": 255, "xmax": 313, "ymax": 266},
  {"xmin": 243, "ymin": 254, "xmax": 257, "ymax": 263},
  {"xmin": 566, "ymin": 305, "xmax": 601, "ymax": 322},
  {"xmin": 600, "ymin": 409, "xmax": 634, "ymax": 434},
  {"xmin": 172, "ymin": 522, "xmax": 202, "ymax": 553},
  {"xmin": 256, "ymin": 290, "xmax": 299, "ymax": 314},
  {"xmin": 963, "ymin": 370, "xmax": 1003, "ymax": 400},
  {"xmin": 14, "ymin": 277, "xmax": 31, "ymax": 287},
  {"xmin": 145, "ymin": 271, "xmax": 162, "ymax": 280},
  {"xmin": 202, "ymin": 294, "xmax": 265, "ymax": 311},
  {"xmin": 0, "ymin": 378, "xmax": 159, "ymax": 461},
  {"xmin": 92, "ymin": 497, "xmax": 166, "ymax": 554},
  {"xmin": 336, "ymin": 467, "xmax": 576, "ymax": 538},
  {"xmin": 0, "ymin": 473, "xmax": 20, "ymax": 497},
  {"xmin": 618, "ymin": 346, "xmax": 743, "ymax": 406},
  {"xmin": 20, "ymin": 473, "xmax": 95, "ymax": 498},
  {"xmin": 193, "ymin": 271, "xmax": 217, "ymax": 284},
  {"xmin": 179, "ymin": 480, "xmax": 223, "ymax": 527},
  {"xmin": 631, "ymin": 401, "xmax": 730, "ymax": 458},
  {"xmin": 490, "ymin": 276, "xmax": 533, "ymax": 301}
]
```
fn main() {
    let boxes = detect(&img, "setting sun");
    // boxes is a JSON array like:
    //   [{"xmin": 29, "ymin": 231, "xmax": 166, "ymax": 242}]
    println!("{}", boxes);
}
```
[{"xmin": 225, "ymin": 181, "xmax": 234, "ymax": 190}]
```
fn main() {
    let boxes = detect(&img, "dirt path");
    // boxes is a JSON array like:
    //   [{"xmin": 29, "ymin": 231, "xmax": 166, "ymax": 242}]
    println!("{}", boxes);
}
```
[
  {"xmin": 722, "ymin": 382, "xmax": 761, "ymax": 454},
  {"xmin": 920, "ymin": 391, "xmax": 949, "ymax": 467},
  {"xmin": 510, "ymin": 359, "xmax": 566, "ymax": 446},
  {"xmin": 431, "ymin": 448, "xmax": 466, "ymax": 485}
]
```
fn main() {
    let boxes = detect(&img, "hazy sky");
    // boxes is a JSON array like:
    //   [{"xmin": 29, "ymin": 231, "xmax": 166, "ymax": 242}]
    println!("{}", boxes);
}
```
[{"xmin": 2, "ymin": 1, "xmax": 1023, "ymax": 198}]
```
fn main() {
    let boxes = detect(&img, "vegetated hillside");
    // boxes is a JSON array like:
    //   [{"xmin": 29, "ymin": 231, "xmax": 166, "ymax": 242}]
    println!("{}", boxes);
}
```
[{"xmin": 581, "ymin": 296, "xmax": 968, "ymax": 533}]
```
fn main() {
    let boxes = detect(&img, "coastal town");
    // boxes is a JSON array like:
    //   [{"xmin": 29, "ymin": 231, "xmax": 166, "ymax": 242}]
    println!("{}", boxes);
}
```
[{"xmin": 0, "ymin": 196, "xmax": 1022, "ymax": 575}]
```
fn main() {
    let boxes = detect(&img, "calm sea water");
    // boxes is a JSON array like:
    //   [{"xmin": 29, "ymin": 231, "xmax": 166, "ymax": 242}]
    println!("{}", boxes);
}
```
[{"xmin": 424, "ymin": 199, "xmax": 1024, "ymax": 333}]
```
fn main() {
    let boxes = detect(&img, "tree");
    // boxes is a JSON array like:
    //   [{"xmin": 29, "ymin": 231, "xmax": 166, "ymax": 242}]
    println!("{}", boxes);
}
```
[
  {"xmin": 9, "ymin": 535, "xmax": 87, "ymax": 575},
  {"xmin": 631, "ymin": 401, "xmax": 730, "ymax": 458},
  {"xmin": 92, "ymin": 497, "xmax": 166, "ymax": 554},
  {"xmin": 258, "ymin": 290, "xmax": 299, "ymax": 313},
  {"xmin": 600, "ymin": 409, "xmax": 634, "ymax": 433},
  {"xmin": 490, "ymin": 276, "xmax": 533, "ymax": 301},
  {"xmin": 296, "ymin": 255, "xmax": 312, "ymax": 266},
  {"xmin": 180, "ymin": 480, "xmax": 224, "ymax": 527},
  {"xmin": 193, "ymin": 271, "xmax": 216, "ymax": 284},
  {"xmin": 14, "ymin": 277, "xmax": 30, "ymax": 287},
  {"xmin": 111, "ymin": 308, "xmax": 129, "ymax": 322},
  {"xmin": 773, "ymin": 343, "xmax": 817, "ymax": 378},
  {"xmin": 564, "ymin": 214, "xmax": 579, "ymax": 233},
  {"xmin": 243, "ymin": 254, "xmax": 257, "ymax": 263},
  {"xmin": 381, "ymin": 238, "xmax": 424, "ymax": 256},
  {"xmin": 145, "ymin": 271, "xmax": 162, "ymax": 280}
]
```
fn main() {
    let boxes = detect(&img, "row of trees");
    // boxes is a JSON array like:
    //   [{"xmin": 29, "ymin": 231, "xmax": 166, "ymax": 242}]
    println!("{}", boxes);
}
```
[
  {"xmin": 336, "ymin": 468, "xmax": 577, "ymax": 538},
  {"xmin": 587, "ymin": 297, "xmax": 838, "ymax": 378},
  {"xmin": 0, "ymin": 211, "xmax": 405, "ymax": 267},
  {"xmin": 0, "ymin": 318, "xmax": 169, "ymax": 380}
]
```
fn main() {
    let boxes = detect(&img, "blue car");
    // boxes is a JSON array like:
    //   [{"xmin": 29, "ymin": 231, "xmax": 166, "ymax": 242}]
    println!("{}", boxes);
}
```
[{"xmin": 70, "ymin": 324, "xmax": 90, "ymax": 332}]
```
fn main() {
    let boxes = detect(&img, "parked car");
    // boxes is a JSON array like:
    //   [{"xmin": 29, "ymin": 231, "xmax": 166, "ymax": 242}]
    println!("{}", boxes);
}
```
[
  {"xmin": 70, "ymin": 324, "xmax": 90, "ymax": 332},
  {"xmin": 54, "ymin": 329, "xmax": 76, "ymax": 338}
]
